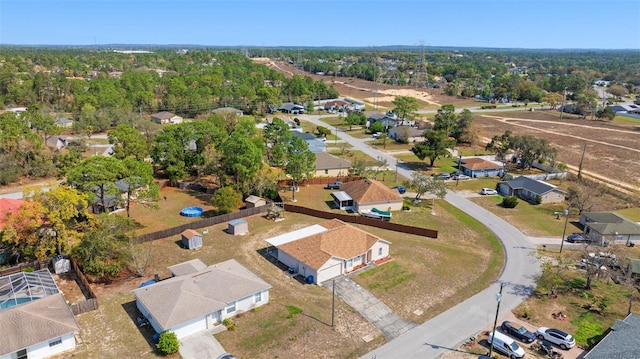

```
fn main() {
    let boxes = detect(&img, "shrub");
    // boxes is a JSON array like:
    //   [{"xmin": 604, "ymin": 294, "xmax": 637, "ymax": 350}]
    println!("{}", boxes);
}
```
[
  {"xmin": 286, "ymin": 305, "xmax": 303, "ymax": 319},
  {"xmin": 480, "ymin": 105, "xmax": 497, "ymax": 109},
  {"xmin": 222, "ymin": 318, "xmax": 236, "ymax": 331},
  {"xmin": 156, "ymin": 331, "xmax": 179, "ymax": 355},
  {"xmin": 502, "ymin": 196, "xmax": 519, "ymax": 208},
  {"xmin": 535, "ymin": 195, "xmax": 543, "ymax": 205}
]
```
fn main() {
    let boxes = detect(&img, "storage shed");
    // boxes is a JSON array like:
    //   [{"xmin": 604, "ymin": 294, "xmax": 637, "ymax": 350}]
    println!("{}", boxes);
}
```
[
  {"xmin": 181, "ymin": 229, "xmax": 202, "ymax": 249},
  {"xmin": 228, "ymin": 219, "xmax": 248, "ymax": 235},
  {"xmin": 245, "ymin": 195, "xmax": 266, "ymax": 208}
]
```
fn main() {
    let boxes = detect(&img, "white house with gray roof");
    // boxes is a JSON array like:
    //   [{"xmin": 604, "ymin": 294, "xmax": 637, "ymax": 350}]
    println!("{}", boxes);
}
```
[
  {"xmin": 0, "ymin": 269, "xmax": 80, "ymax": 359},
  {"xmin": 132, "ymin": 259, "xmax": 271, "ymax": 339},
  {"xmin": 499, "ymin": 176, "xmax": 566, "ymax": 204},
  {"xmin": 579, "ymin": 212, "xmax": 640, "ymax": 245}
]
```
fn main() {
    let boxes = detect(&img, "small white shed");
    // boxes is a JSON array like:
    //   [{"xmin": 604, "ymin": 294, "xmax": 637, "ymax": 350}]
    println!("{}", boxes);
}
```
[
  {"xmin": 228, "ymin": 219, "xmax": 248, "ymax": 236},
  {"xmin": 181, "ymin": 229, "xmax": 202, "ymax": 249},
  {"xmin": 245, "ymin": 195, "xmax": 266, "ymax": 208}
]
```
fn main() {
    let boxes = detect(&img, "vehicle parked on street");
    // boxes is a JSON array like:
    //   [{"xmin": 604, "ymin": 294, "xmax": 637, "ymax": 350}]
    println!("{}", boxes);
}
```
[
  {"xmin": 438, "ymin": 173, "xmax": 451, "ymax": 180},
  {"xmin": 487, "ymin": 331, "xmax": 526, "ymax": 358},
  {"xmin": 501, "ymin": 321, "xmax": 536, "ymax": 343},
  {"xmin": 566, "ymin": 233, "xmax": 590, "ymax": 243},
  {"xmin": 536, "ymin": 327, "xmax": 575, "ymax": 350},
  {"xmin": 481, "ymin": 188, "xmax": 498, "ymax": 195},
  {"xmin": 455, "ymin": 174, "xmax": 471, "ymax": 180}
]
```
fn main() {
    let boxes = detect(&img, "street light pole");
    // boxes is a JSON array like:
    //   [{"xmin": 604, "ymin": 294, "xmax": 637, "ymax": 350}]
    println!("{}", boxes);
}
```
[
  {"xmin": 560, "ymin": 208, "xmax": 570, "ymax": 254},
  {"xmin": 489, "ymin": 282, "xmax": 504, "ymax": 358}
]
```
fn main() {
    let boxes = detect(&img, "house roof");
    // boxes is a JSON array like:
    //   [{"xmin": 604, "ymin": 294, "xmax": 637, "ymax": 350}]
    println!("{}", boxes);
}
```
[
  {"xmin": 45, "ymin": 135, "xmax": 68, "ymax": 148},
  {"xmin": 584, "ymin": 313, "xmax": 640, "ymax": 358},
  {"xmin": 291, "ymin": 131, "xmax": 326, "ymax": 153},
  {"xmin": 167, "ymin": 259, "xmax": 207, "ymax": 277},
  {"xmin": 0, "ymin": 198, "xmax": 24, "ymax": 229},
  {"xmin": 151, "ymin": 111, "xmax": 178, "ymax": 120},
  {"xmin": 132, "ymin": 259, "xmax": 271, "ymax": 331},
  {"xmin": 314, "ymin": 152, "xmax": 351, "ymax": 170},
  {"xmin": 181, "ymin": 229, "xmax": 200, "ymax": 238},
  {"xmin": 228, "ymin": 219, "xmax": 247, "ymax": 226},
  {"xmin": 503, "ymin": 176, "xmax": 559, "ymax": 195},
  {"xmin": 0, "ymin": 293, "xmax": 80, "ymax": 356},
  {"xmin": 461, "ymin": 157, "xmax": 504, "ymax": 170},
  {"xmin": 340, "ymin": 179, "xmax": 403, "ymax": 205},
  {"xmin": 211, "ymin": 107, "xmax": 242, "ymax": 114},
  {"xmin": 388, "ymin": 125, "xmax": 424, "ymax": 137},
  {"xmin": 269, "ymin": 219, "xmax": 388, "ymax": 270},
  {"xmin": 582, "ymin": 212, "xmax": 640, "ymax": 236},
  {"xmin": 331, "ymin": 191, "xmax": 352, "ymax": 202}
]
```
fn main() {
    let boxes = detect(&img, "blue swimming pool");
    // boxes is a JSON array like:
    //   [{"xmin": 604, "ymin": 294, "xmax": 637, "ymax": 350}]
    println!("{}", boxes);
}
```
[
  {"xmin": 180, "ymin": 206, "xmax": 203, "ymax": 217},
  {"xmin": 0, "ymin": 297, "xmax": 36, "ymax": 309}
]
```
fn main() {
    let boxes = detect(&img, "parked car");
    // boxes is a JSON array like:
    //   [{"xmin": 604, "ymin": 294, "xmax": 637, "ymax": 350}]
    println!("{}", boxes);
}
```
[
  {"xmin": 327, "ymin": 181, "xmax": 343, "ymax": 190},
  {"xmin": 566, "ymin": 233, "xmax": 590, "ymax": 243},
  {"xmin": 391, "ymin": 185, "xmax": 406, "ymax": 194},
  {"xmin": 481, "ymin": 188, "xmax": 498, "ymax": 195},
  {"xmin": 487, "ymin": 331, "xmax": 526, "ymax": 358},
  {"xmin": 536, "ymin": 327, "xmax": 576, "ymax": 350},
  {"xmin": 501, "ymin": 321, "xmax": 536, "ymax": 343},
  {"xmin": 216, "ymin": 354, "xmax": 237, "ymax": 359},
  {"xmin": 455, "ymin": 174, "xmax": 471, "ymax": 180},
  {"xmin": 438, "ymin": 173, "xmax": 451, "ymax": 180}
]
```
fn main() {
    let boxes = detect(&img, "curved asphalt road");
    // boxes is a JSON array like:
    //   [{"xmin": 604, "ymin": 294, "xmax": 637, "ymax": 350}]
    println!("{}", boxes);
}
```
[{"xmin": 299, "ymin": 114, "xmax": 541, "ymax": 359}]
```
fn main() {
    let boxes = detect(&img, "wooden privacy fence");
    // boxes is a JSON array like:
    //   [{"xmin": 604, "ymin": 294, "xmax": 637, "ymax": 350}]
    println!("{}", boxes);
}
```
[
  {"xmin": 284, "ymin": 204, "xmax": 438, "ymax": 239},
  {"xmin": 69, "ymin": 257, "xmax": 99, "ymax": 315},
  {"xmin": 0, "ymin": 258, "xmax": 52, "ymax": 277},
  {"xmin": 136, "ymin": 204, "xmax": 270, "ymax": 243},
  {"xmin": 278, "ymin": 176, "xmax": 362, "ymax": 187}
]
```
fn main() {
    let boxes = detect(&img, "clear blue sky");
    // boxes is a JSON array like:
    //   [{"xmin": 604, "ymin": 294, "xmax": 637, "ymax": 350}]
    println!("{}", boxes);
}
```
[{"xmin": 1, "ymin": 0, "xmax": 639, "ymax": 49}]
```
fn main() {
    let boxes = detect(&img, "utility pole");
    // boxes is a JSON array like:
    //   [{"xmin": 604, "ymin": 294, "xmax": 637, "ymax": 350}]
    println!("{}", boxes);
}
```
[
  {"xmin": 560, "ymin": 208, "xmax": 570, "ymax": 254},
  {"xmin": 489, "ymin": 282, "xmax": 504, "ymax": 358},
  {"xmin": 560, "ymin": 87, "xmax": 568, "ymax": 120},
  {"xmin": 577, "ymin": 143, "xmax": 587, "ymax": 180}
]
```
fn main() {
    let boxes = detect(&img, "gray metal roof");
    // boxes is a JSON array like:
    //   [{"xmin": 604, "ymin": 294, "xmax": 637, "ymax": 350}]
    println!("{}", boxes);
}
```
[
  {"xmin": 132, "ymin": 259, "xmax": 271, "ymax": 331},
  {"xmin": 584, "ymin": 313, "xmax": 640, "ymax": 358},
  {"xmin": 331, "ymin": 191, "xmax": 353, "ymax": 202},
  {"xmin": 582, "ymin": 212, "xmax": 640, "ymax": 235},
  {"xmin": 503, "ymin": 176, "xmax": 558, "ymax": 195}
]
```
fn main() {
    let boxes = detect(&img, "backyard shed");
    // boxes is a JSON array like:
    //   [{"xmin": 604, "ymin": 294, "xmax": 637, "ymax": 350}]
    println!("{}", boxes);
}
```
[
  {"xmin": 228, "ymin": 219, "xmax": 248, "ymax": 235},
  {"xmin": 245, "ymin": 195, "xmax": 266, "ymax": 208},
  {"xmin": 181, "ymin": 229, "xmax": 202, "ymax": 249}
]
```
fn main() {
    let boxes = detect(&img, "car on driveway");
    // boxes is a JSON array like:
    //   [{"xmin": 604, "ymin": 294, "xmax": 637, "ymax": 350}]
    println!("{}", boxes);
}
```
[
  {"xmin": 536, "ymin": 327, "xmax": 575, "ymax": 349},
  {"xmin": 501, "ymin": 321, "xmax": 536, "ymax": 343},
  {"xmin": 566, "ymin": 233, "xmax": 590, "ymax": 243},
  {"xmin": 438, "ymin": 173, "xmax": 451, "ymax": 180},
  {"xmin": 391, "ymin": 185, "xmax": 406, "ymax": 194},
  {"xmin": 327, "ymin": 181, "xmax": 343, "ymax": 190},
  {"xmin": 455, "ymin": 174, "xmax": 471, "ymax": 180},
  {"xmin": 481, "ymin": 188, "xmax": 498, "ymax": 195}
]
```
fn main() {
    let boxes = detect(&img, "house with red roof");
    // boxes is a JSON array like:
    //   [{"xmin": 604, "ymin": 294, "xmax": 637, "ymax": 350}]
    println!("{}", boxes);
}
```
[{"xmin": 0, "ymin": 198, "xmax": 25, "ymax": 229}]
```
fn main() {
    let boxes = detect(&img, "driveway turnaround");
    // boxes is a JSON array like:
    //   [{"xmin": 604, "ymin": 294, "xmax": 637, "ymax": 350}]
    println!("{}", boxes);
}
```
[
  {"xmin": 179, "ymin": 327, "xmax": 227, "ymax": 359},
  {"xmin": 327, "ymin": 275, "xmax": 417, "ymax": 340}
]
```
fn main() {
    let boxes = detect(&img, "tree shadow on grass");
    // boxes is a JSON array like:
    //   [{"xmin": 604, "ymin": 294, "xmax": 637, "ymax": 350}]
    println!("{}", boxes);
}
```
[{"xmin": 121, "ymin": 300, "xmax": 158, "ymax": 350}]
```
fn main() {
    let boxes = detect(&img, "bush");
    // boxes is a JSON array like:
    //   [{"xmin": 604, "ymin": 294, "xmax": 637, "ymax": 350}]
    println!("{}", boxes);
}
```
[
  {"xmin": 535, "ymin": 195, "xmax": 543, "ymax": 205},
  {"xmin": 502, "ymin": 196, "xmax": 519, "ymax": 208},
  {"xmin": 222, "ymin": 318, "xmax": 236, "ymax": 331},
  {"xmin": 480, "ymin": 105, "xmax": 497, "ymax": 109},
  {"xmin": 156, "ymin": 331, "xmax": 179, "ymax": 355}
]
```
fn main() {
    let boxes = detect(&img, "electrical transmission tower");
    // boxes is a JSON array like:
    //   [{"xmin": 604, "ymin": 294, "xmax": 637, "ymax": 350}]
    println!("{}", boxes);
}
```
[{"xmin": 413, "ymin": 41, "xmax": 430, "ymax": 94}]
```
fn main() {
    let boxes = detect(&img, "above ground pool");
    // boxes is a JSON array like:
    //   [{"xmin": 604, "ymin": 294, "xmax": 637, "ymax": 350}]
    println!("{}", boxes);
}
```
[{"xmin": 180, "ymin": 206, "xmax": 203, "ymax": 217}]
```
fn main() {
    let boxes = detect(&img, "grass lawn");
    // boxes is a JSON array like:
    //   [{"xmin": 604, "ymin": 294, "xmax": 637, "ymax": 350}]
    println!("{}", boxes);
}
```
[
  {"xmin": 611, "ymin": 115, "xmax": 640, "ymax": 127},
  {"xmin": 368, "ymin": 139, "xmax": 413, "ymax": 152},
  {"xmin": 616, "ymin": 207, "xmax": 640, "ymax": 221}
]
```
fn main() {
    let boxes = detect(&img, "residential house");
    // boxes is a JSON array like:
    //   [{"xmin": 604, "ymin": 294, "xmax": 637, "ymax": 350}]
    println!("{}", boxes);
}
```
[
  {"xmin": 459, "ymin": 157, "xmax": 505, "ymax": 178},
  {"xmin": 132, "ymin": 259, "xmax": 271, "ymax": 339},
  {"xmin": 45, "ymin": 136, "xmax": 69, "ymax": 151},
  {"xmin": 0, "ymin": 198, "xmax": 24, "ymax": 229},
  {"xmin": 323, "ymin": 100, "xmax": 349, "ymax": 112},
  {"xmin": 150, "ymin": 111, "xmax": 183, "ymax": 124},
  {"xmin": 579, "ymin": 212, "xmax": 640, "ymax": 245},
  {"xmin": 344, "ymin": 98, "xmax": 366, "ymax": 111},
  {"xmin": 366, "ymin": 111, "xmax": 401, "ymax": 129},
  {"xmin": 0, "ymin": 269, "xmax": 80, "ymax": 359},
  {"xmin": 211, "ymin": 107, "xmax": 243, "ymax": 116},
  {"xmin": 313, "ymin": 152, "xmax": 351, "ymax": 177},
  {"xmin": 338, "ymin": 178, "xmax": 403, "ymax": 212},
  {"xmin": 583, "ymin": 313, "xmax": 640, "ymax": 358},
  {"xmin": 291, "ymin": 131, "xmax": 326, "ymax": 153},
  {"xmin": 54, "ymin": 117, "xmax": 73, "ymax": 128},
  {"xmin": 266, "ymin": 219, "xmax": 391, "ymax": 285},
  {"xmin": 388, "ymin": 125, "xmax": 424, "ymax": 143},
  {"xmin": 499, "ymin": 176, "xmax": 566, "ymax": 204},
  {"xmin": 278, "ymin": 102, "xmax": 305, "ymax": 114}
]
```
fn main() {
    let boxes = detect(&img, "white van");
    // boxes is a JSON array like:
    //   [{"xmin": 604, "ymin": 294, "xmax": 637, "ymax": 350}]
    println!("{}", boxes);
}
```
[{"xmin": 488, "ymin": 331, "xmax": 526, "ymax": 358}]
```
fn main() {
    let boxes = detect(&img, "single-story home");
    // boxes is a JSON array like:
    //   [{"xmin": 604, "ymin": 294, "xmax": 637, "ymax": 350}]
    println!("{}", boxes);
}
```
[
  {"xmin": 313, "ymin": 152, "xmax": 351, "ymax": 177},
  {"xmin": 54, "ymin": 117, "xmax": 74, "ymax": 128},
  {"xmin": 323, "ymin": 100, "xmax": 349, "ymax": 112},
  {"xmin": 45, "ymin": 136, "xmax": 69, "ymax": 150},
  {"xmin": 0, "ymin": 269, "xmax": 80, "ymax": 359},
  {"xmin": 279, "ymin": 102, "xmax": 305, "ymax": 114},
  {"xmin": 579, "ymin": 212, "xmax": 640, "ymax": 245},
  {"xmin": 132, "ymin": 259, "xmax": 271, "ymax": 339},
  {"xmin": 339, "ymin": 178, "xmax": 403, "ymax": 212},
  {"xmin": 211, "ymin": 107, "xmax": 243, "ymax": 116},
  {"xmin": 459, "ymin": 157, "xmax": 504, "ymax": 178},
  {"xmin": 266, "ymin": 219, "xmax": 391, "ymax": 285},
  {"xmin": 0, "ymin": 198, "xmax": 24, "ymax": 229},
  {"xmin": 366, "ymin": 111, "xmax": 402, "ymax": 129},
  {"xmin": 150, "ymin": 111, "xmax": 183, "ymax": 124},
  {"xmin": 498, "ymin": 176, "xmax": 566, "ymax": 204},
  {"xmin": 291, "ymin": 131, "xmax": 326, "ymax": 153},
  {"xmin": 388, "ymin": 126, "xmax": 424, "ymax": 143},
  {"xmin": 583, "ymin": 313, "xmax": 640, "ymax": 358}
]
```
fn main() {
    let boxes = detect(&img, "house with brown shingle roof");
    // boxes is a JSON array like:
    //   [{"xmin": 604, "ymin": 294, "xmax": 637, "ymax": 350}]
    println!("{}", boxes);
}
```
[
  {"xmin": 459, "ymin": 157, "xmax": 505, "ymax": 178},
  {"xmin": 313, "ymin": 152, "xmax": 351, "ymax": 177},
  {"xmin": 150, "ymin": 111, "xmax": 183, "ymax": 124},
  {"xmin": 266, "ymin": 219, "xmax": 391, "ymax": 285},
  {"xmin": 339, "ymin": 178, "xmax": 403, "ymax": 212},
  {"xmin": 132, "ymin": 259, "xmax": 270, "ymax": 339},
  {"xmin": 0, "ymin": 269, "xmax": 81, "ymax": 359}
]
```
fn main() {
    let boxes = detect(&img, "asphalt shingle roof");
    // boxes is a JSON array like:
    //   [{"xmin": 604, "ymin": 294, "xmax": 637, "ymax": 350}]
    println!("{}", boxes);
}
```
[
  {"xmin": 314, "ymin": 152, "xmax": 351, "ymax": 170},
  {"xmin": 584, "ymin": 313, "xmax": 640, "ymax": 358},
  {"xmin": 340, "ymin": 179, "xmax": 403, "ymax": 205},
  {"xmin": 504, "ymin": 176, "xmax": 558, "ymax": 195},
  {"xmin": 582, "ymin": 212, "xmax": 640, "ymax": 235}
]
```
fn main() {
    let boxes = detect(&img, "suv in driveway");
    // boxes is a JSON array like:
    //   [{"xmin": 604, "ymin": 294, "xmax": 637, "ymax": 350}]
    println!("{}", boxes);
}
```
[
  {"xmin": 327, "ymin": 181, "xmax": 343, "ymax": 190},
  {"xmin": 566, "ymin": 233, "xmax": 590, "ymax": 243},
  {"xmin": 481, "ymin": 188, "xmax": 498, "ymax": 195},
  {"xmin": 536, "ymin": 327, "xmax": 575, "ymax": 350}
]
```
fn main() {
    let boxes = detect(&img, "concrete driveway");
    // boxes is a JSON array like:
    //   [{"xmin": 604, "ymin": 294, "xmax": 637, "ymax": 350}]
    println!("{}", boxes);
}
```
[
  {"xmin": 327, "ymin": 275, "xmax": 416, "ymax": 340},
  {"xmin": 179, "ymin": 328, "xmax": 227, "ymax": 359}
]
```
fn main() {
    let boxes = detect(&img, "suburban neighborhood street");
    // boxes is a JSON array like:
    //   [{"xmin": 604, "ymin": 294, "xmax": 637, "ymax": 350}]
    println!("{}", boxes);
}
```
[{"xmin": 298, "ymin": 114, "xmax": 542, "ymax": 358}]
